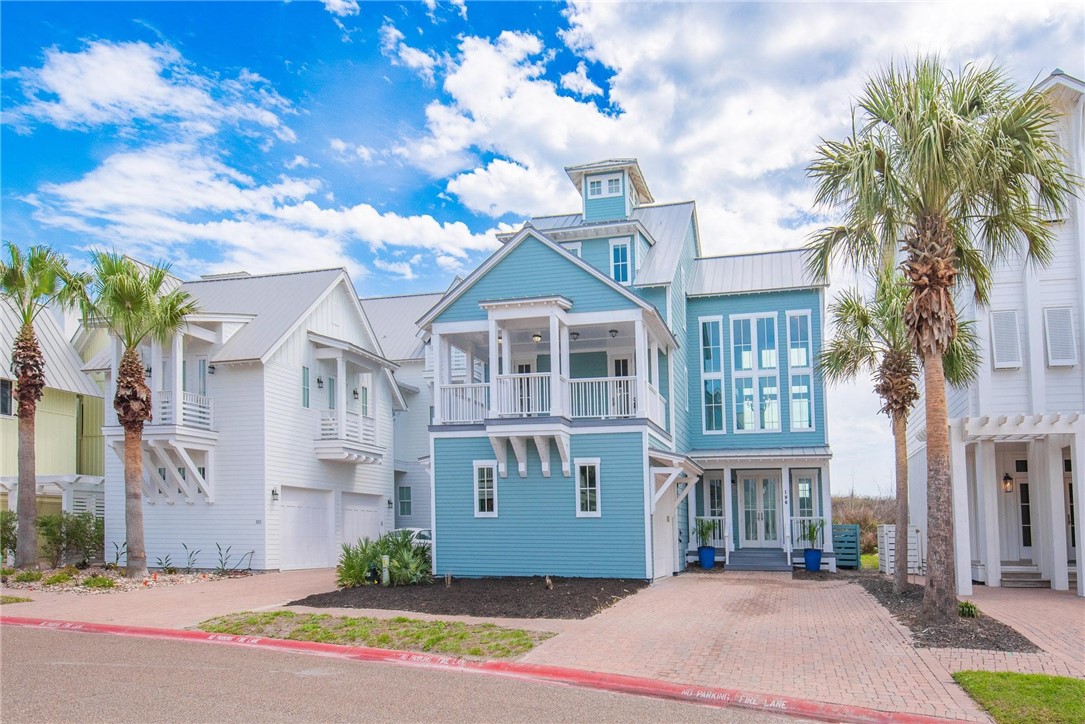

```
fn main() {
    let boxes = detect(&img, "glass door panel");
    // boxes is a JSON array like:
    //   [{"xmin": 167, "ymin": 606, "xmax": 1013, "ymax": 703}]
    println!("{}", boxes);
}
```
[
  {"xmin": 761, "ymin": 478, "xmax": 778, "ymax": 542},
  {"xmin": 742, "ymin": 478, "xmax": 758, "ymax": 543}
]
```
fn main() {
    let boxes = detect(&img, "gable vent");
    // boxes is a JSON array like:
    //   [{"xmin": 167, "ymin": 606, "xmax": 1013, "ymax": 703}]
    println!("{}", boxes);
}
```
[
  {"xmin": 990, "ymin": 310, "xmax": 1022, "ymax": 369},
  {"xmin": 1044, "ymin": 307, "xmax": 1078, "ymax": 367}
]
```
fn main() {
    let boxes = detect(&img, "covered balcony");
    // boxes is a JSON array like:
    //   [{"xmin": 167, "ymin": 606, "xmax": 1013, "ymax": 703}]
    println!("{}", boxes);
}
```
[{"xmin": 310, "ymin": 332, "xmax": 389, "ymax": 464}]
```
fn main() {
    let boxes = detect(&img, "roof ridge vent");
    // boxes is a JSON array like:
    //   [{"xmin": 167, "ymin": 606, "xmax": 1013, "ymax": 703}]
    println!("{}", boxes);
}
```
[{"xmin": 200, "ymin": 271, "xmax": 251, "ymax": 280}]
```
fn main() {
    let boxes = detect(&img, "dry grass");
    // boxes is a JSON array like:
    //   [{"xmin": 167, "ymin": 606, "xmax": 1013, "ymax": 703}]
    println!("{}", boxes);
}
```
[{"xmin": 833, "ymin": 493, "xmax": 895, "ymax": 554}]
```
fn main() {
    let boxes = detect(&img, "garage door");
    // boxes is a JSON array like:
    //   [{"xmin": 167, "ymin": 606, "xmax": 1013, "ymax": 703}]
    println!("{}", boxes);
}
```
[
  {"xmin": 343, "ymin": 492, "xmax": 382, "ymax": 545},
  {"xmin": 652, "ymin": 487, "xmax": 677, "ymax": 579},
  {"xmin": 281, "ymin": 487, "xmax": 334, "ymax": 570}
]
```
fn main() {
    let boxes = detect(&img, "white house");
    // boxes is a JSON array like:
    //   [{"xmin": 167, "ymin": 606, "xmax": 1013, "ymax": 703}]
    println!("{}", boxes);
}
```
[
  {"xmin": 908, "ymin": 70, "xmax": 1085, "ymax": 596},
  {"xmin": 92, "ymin": 267, "xmax": 405, "ymax": 570}
]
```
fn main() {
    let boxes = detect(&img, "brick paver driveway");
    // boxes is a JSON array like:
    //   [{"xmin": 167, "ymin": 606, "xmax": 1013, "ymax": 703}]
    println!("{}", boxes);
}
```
[{"xmin": 523, "ymin": 571, "xmax": 1082, "ymax": 722}]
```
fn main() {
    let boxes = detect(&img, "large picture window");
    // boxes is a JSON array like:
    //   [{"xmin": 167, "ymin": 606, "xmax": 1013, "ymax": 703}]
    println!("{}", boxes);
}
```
[
  {"xmin": 700, "ymin": 318, "xmax": 725, "ymax": 433},
  {"xmin": 732, "ymin": 315, "xmax": 780, "ymax": 432}
]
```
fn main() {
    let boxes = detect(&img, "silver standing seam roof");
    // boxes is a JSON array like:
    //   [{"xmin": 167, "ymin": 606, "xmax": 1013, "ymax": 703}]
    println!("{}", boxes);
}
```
[
  {"xmin": 1, "ymin": 305, "xmax": 102, "ymax": 397},
  {"xmin": 360, "ymin": 292, "xmax": 444, "ymax": 361},
  {"xmin": 688, "ymin": 249, "xmax": 826, "ymax": 297}
]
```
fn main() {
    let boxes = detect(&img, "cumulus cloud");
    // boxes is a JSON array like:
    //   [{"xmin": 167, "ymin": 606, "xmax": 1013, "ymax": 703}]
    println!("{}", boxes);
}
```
[
  {"xmin": 559, "ymin": 61, "xmax": 602, "ymax": 97},
  {"xmin": 379, "ymin": 21, "xmax": 440, "ymax": 87},
  {"xmin": 446, "ymin": 159, "xmax": 578, "ymax": 218},
  {"xmin": 3, "ymin": 40, "xmax": 296, "ymax": 142},
  {"xmin": 329, "ymin": 137, "xmax": 374, "ymax": 163},
  {"xmin": 323, "ymin": 0, "xmax": 359, "ymax": 17}
]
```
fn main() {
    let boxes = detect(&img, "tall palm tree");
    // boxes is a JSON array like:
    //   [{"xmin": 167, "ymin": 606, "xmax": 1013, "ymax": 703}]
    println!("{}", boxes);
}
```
[
  {"xmin": 89, "ymin": 253, "xmax": 199, "ymax": 578},
  {"xmin": 1, "ymin": 243, "xmax": 89, "ymax": 569},
  {"xmin": 806, "ymin": 57, "xmax": 1078, "ymax": 618},
  {"xmin": 820, "ymin": 269, "xmax": 979, "ymax": 593}
]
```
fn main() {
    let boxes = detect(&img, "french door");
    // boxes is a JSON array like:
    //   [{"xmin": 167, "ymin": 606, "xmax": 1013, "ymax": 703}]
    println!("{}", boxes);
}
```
[{"xmin": 740, "ymin": 474, "xmax": 780, "ymax": 548}]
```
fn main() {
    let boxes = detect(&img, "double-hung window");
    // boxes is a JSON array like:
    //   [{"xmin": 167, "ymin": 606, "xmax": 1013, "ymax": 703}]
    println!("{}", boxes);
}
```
[
  {"xmin": 328, "ymin": 376, "xmax": 336, "ymax": 410},
  {"xmin": 787, "ymin": 312, "xmax": 814, "ymax": 431},
  {"xmin": 398, "ymin": 485, "xmax": 412, "ymax": 517},
  {"xmin": 732, "ymin": 314, "xmax": 780, "ymax": 432},
  {"xmin": 588, "ymin": 179, "xmax": 602, "ymax": 197},
  {"xmin": 301, "ymin": 366, "xmax": 310, "ymax": 409},
  {"xmin": 700, "ymin": 318, "xmax": 725, "ymax": 433},
  {"xmin": 610, "ymin": 238, "xmax": 631, "ymax": 285},
  {"xmin": 576, "ymin": 459, "xmax": 601, "ymax": 517},
  {"xmin": 0, "ymin": 379, "xmax": 12, "ymax": 416},
  {"xmin": 474, "ymin": 462, "xmax": 497, "ymax": 517}
]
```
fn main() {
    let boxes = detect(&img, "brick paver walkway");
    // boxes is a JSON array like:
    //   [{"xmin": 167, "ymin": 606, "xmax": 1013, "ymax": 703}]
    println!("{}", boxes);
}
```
[{"xmin": 524, "ymin": 572, "xmax": 998, "ymax": 721}]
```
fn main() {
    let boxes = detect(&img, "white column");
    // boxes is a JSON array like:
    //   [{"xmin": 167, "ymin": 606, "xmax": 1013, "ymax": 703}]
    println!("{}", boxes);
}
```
[
  {"xmin": 781, "ymin": 465, "xmax": 792, "ymax": 556},
  {"xmin": 488, "ymin": 319, "xmax": 499, "ymax": 419},
  {"xmin": 820, "ymin": 464, "xmax": 833, "ymax": 553},
  {"xmin": 431, "ymin": 331, "xmax": 442, "ymax": 424},
  {"xmin": 634, "ymin": 317, "xmax": 648, "ymax": 418},
  {"xmin": 171, "ymin": 333, "xmax": 183, "ymax": 424},
  {"xmin": 1028, "ymin": 440, "xmax": 1052, "ymax": 580},
  {"xmin": 548, "ymin": 315, "xmax": 561, "ymax": 417},
  {"xmin": 149, "ymin": 341, "xmax": 163, "ymax": 410},
  {"xmin": 951, "ymin": 428, "xmax": 973, "ymax": 595},
  {"xmin": 1047, "ymin": 436, "xmax": 1069, "ymax": 591},
  {"xmin": 561, "ymin": 323, "xmax": 571, "ymax": 415},
  {"xmin": 978, "ymin": 439, "xmax": 1000, "ymax": 587},
  {"xmin": 336, "ymin": 355, "xmax": 347, "ymax": 439},
  {"xmin": 722, "ymin": 467, "xmax": 733, "ymax": 562},
  {"xmin": 1073, "ymin": 426, "xmax": 1085, "ymax": 597},
  {"xmin": 648, "ymin": 341, "xmax": 658, "ymax": 386},
  {"xmin": 501, "ymin": 327, "xmax": 511, "ymax": 377}
]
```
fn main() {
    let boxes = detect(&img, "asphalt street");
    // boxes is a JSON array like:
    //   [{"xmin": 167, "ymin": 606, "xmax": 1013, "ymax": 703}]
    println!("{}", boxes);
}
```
[{"xmin": 0, "ymin": 627, "xmax": 799, "ymax": 723}]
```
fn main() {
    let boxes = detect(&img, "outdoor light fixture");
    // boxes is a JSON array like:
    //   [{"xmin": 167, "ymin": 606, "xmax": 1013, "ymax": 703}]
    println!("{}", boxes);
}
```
[
  {"xmin": 270, "ymin": 487, "xmax": 279, "ymax": 502},
  {"xmin": 387, "ymin": 498, "xmax": 394, "ymax": 510},
  {"xmin": 353, "ymin": 389, "xmax": 359, "ymax": 400},
  {"xmin": 207, "ymin": 364, "xmax": 216, "ymax": 375},
  {"xmin": 570, "ymin": 332, "xmax": 579, "ymax": 341},
  {"xmin": 144, "ymin": 365, "xmax": 152, "ymax": 377},
  {"xmin": 532, "ymin": 333, "xmax": 543, "ymax": 344},
  {"xmin": 609, "ymin": 329, "xmax": 619, "ymax": 338},
  {"xmin": 1002, "ymin": 473, "xmax": 1014, "ymax": 493},
  {"xmin": 317, "ymin": 377, "xmax": 324, "ymax": 389}
]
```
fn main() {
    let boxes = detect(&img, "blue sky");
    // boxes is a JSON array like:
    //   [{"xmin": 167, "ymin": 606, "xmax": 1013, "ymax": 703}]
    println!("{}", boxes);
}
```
[{"xmin": 2, "ymin": 0, "xmax": 1082, "ymax": 494}]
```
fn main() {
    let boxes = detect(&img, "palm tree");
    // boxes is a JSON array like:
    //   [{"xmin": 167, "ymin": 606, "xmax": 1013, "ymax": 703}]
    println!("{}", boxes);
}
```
[
  {"xmin": 806, "ymin": 57, "xmax": 1078, "ymax": 618},
  {"xmin": 1, "ymin": 243, "xmax": 89, "ymax": 569},
  {"xmin": 820, "ymin": 269, "xmax": 979, "ymax": 593},
  {"xmin": 88, "ymin": 253, "xmax": 199, "ymax": 578}
]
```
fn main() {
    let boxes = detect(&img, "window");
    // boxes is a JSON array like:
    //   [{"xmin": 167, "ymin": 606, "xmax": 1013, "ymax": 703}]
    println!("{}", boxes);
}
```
[
  {"xmin": 990, "ymin": 310, "xmax": 1022, "ymax": 369},
  {"xmin": 610, "ymin": 238, "xmax": 631, "ymax": 285},
  {"xmin": 732, "ymin": 314, "xmax": 781, "ymax": 432},
  {"xmin": 587, "ymin": 173, "xmax": 622, "ymax": 198},
  {"xmin": 0, "ymin": 379, "xmax": 12, "ymax": 416},
  {"xmin": 588, "ymin": 179, "xmax": 602, "ymax": 197},
  {"xmin": 474, "ymin": 462, "xmax": 497, "ymax": 517},
  {"xmin": 398, "ymin": 486, "xmax": 412, "ymax": 517},
  {"xmin": 563, "ymin": 242, "xmax": 582, "ymax": 258},
  {"xmin": 1044, "ymin": 307, "xmax": 1078, "ymax": 366},
  {"xmin": 700, "ymin": 318, "xmax": 725, "ymax": 433},
  {"xmin": 328, "ymin": 376, "xmax": 336, "ymax": 410},
  {"xmin": 1020, "ymin": 482, "xmax": 1032, "ymax": 548},
  {"xmin": 359, "ymin": 385, "xmax": 369, "ymax": 417},
  {"xmin": 576, "ymin": 459, "xmax": 600, "ymax": 517},
  {"xmin": 302, "ymin": 366, "xmax": 310, "ymax": 408},
  {"xmin": 790, "ymin": 374, "xmax": 813, "ymax": 430},
  {"xmin": 795, "ymin": 475, "xmax": 815, "ymax": 517},
  {"xmin": 607, "ymin": 177, "xmax": 621, "ymax": 195},
  {"xmin": 788, "ymin": 314, "xmax": 811, "ymax": 369},
  {"xmin": 788, "ymin": 312, "xmax": 814, "ymax": 431}
]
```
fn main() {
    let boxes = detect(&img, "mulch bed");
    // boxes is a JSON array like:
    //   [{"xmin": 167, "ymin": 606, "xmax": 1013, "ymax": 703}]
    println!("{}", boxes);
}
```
[
  {"xmin": 852, "ymin": 572, "xmax": 1040, "ymax": 652},
  {"xmin": 792, "ymin": 568, "xmax": 834, "ymax": 581},
  {"xmin": 289, "ymin": 576, "xmax": 648, "ymax": 619}
]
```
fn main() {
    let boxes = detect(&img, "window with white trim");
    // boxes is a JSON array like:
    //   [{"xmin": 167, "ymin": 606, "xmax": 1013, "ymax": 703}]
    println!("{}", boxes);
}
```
[
  {"xmin": 576, "ymin": 459, "xmax": 601, "ymax": 517},
  {"xmin": 787, "ymin": 312, "xmax": 814, "ymax": 431},
  {"xmin": 610, "ymin": 238, "xmax": 631, "ymax": 285},
  {"xmin": 562, "ymin": 242, "xmax": 582, "ymax": 258},
  {"xmin": 327, "ymin": 375, "xmax": 336, "ymax": 410},
  {"xmin": 990, "ymin": 310, "xmax": 1022, "ymax": 369},
  {"xmin": 607, "ymin": 177, "xmax": 621, "ymax": 195},
  {"xmin": 732, "ymin": 314, "xmax": 780, "ymax": 432},
  {"xmin": 301, "ymin": 366, "xmax": 310, "ymax": 408},
  {"xmin": 0, "ymin": 379, "xmax": 12, "ymax": 416},
  {"xmin": 587, "ymin": 173, "xmax": 622, "ymax": 198},
  {"xmin": 1044, "ymin": 307, "xmax": 1078, "ymax": 366},
  {"xmin": 474, "ymin": 461, "xmax": 497, "ymax": 517},
  {"xmin": 398, "ymin": 485, "xmax": 412, "ymax": 517},
  {"xmin": 588, "ymin": 179, "xmax": 602, "ymax": 197},
  {"xmin": 700, "ymin": 318, "xmax": 725, "ymax": 433}
]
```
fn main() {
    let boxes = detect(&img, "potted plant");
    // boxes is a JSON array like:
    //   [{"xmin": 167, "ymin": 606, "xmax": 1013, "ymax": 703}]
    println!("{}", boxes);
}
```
[
  {"xmin": 801, "ymin": 519, "xmax": 825, "ymax": 572},
  {"xmin": 694, "ymin": 518, "xmax": 717, "ymax": 570}
]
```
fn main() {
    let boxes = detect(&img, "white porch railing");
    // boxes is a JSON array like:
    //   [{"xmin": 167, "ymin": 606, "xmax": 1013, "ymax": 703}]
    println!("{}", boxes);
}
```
[
  {"xmin": 440, "ymin": 383, "xmax": 490, "ymax": 423},
  {"xmin": 157, "ymin": 390, "xmax": 213, "ymax": 429},
  {"xmin": 791, "ymin": 516, "xmax": 828, "ymax": 550},
  {"xmin": 695, "ymin": 516, "xmax": 727, "ymax": 548},
  {"xmin": 568, "ymin": 376, "xmax": 636, "ymax": 419},
  {"xmin": 321, "ymin": 410, "xmax": 376, "ymax": 444},
  {"xmin": 496, "ymin": 373, "xmax": 552, "ymax": 417},
  {"xmin": 646, "ymin": 383, "xmax": 666, "ymax": 429}
]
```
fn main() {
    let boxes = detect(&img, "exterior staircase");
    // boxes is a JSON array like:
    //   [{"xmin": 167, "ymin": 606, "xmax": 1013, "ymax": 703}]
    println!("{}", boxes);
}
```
[
  {"xmin": 1001, "ymin": 564, "xmax": 1049, "ymax": 588},
  {"xmin": 727, "ymin": 548, "xmax": 791, "ymax": 571}
]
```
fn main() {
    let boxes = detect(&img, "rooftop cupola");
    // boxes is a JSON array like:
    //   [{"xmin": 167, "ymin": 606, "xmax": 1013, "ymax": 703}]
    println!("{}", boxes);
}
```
[{"xmin": 565, "ymin": 159, "xmax": 653, "ymax": 223}]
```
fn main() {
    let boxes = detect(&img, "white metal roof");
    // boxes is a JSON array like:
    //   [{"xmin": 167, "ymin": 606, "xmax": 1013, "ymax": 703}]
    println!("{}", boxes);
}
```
[
  {"xmin": 1, "ymin": 305, "xmax": 102, "ymax": 397},
  {"xmin": 360, "ymin": 292, "xmax": 444, "ymax": 361},
  {"xmin": 687, "ymin": 249, "xmax": 826, "ymax": 297}
]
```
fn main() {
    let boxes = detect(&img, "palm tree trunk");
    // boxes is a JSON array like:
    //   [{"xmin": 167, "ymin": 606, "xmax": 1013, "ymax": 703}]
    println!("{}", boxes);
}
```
[
  {"xmin": 921, "ymin": 352, "xmax": 956, "ymax": 619},
  {"xmin": 893, "ymin": 413, "xmax": 909, "ymax": 594},
  {"xmin": 123, "ymin": 427, "xmax": 147, "ymax": 578},
  {"xmin": 14, "ymin": 413, "xmax": 37, "ymax": 568}
]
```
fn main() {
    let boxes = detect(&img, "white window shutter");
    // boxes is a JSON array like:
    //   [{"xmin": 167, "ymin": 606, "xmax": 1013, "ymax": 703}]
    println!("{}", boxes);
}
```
[
  {"xmin": 990, "ymin": 310, "xmax": 1022, "ymax": 369},
  {"xmin": 1044, "ymin": 307, "xmax": 1078, "ymax": 366}
]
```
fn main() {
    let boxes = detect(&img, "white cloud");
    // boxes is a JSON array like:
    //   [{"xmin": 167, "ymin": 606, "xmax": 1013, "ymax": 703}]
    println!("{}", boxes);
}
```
[
  {"xmin": 446, "ymin": 159, "xmax": 578, "ymax": 218},
  {"xmin": 285, "ymin": 155, "xmax": 313, "ymax": 169},
  {"xmin": 4, "ymin": 40, "xmax": 296, "ymax": 142},
  {"xmin": 329, "ymin": 138, "xmax": 374, "ymax": 163},
  {"xmin": 373, "ymin": 258, "xmax": 417, "ymax": 280},
  {"xmin": 422, "ymin": 0, "xmax": 467, "ymax": 21},
  {"xmin": 379, "ymin": 21, "xmax": 440, "ymax": 87},
  {"xmin": 322, "ymin": 0, "xmax": 359, "ymax": 18},
  {"xmin": 559, "ymin": 61, "xmax": 602, "ymax": 97}
]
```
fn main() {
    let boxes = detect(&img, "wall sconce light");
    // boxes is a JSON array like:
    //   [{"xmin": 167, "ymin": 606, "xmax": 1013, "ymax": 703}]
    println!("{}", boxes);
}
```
[
  {"xmin": 570, "ymin": 332, "xmax": 579, "ymax": 341},
  {"xmin": 387, "ymin": 498, "xmax": 394, "ymax": 510},
  {"xmin": 608, "ymin": 329, "xmax": 619, "ymax": 338},
  {"xmin": 316, "ymin": 377, "xmax": 324, "ymax": 389},
  {"xmin": 1002, "ymin": 473, "xmax": 1014, "ymax": 493},
  {"xmin": 145, "ymin": 365, "xmax": 153, "ymax": 377},
  {"xmin": 353, "ymin": 389, "xmax": 359, "ymax": 400},
  {"xmin": 531, "ymin": 333, "xmax": 542, "ymax": 344},
  {"xmin": 270, "ymin": 487, "xmax": 279, "ymax": 502},
  {"xmin": 207, "ymin": 364, "xmax": 216, "ymax": 375}
]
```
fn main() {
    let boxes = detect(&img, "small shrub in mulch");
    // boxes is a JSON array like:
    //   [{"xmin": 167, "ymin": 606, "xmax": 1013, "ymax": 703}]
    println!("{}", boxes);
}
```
[
  {"xmin": 853, "ymin": 572, "xmax": 1040, "ymax": 652},
  {"xmin": 289, "ymin": 576, "xmax": 648, "ymax": 619}
]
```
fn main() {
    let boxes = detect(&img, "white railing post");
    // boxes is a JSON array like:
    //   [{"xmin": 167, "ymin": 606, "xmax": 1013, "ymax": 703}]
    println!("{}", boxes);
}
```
[
  {"xmin": 722, "ymin": 467, "xmax": 733, "ymax": 562},
  {"xmin": 431, "ymin": 331, "xmax": 443, "ymax": 424},
  {"xmin": 634, "ymin": 317, "xmax": 648, "ymax": 419},
  {"xmin": 488, "ymin": 319, "xmax": 499, "ymax": 419},
  {"xmin": 549, "ymin": 315, "xmax": 561, "ymax": 417},
  {"xmin": 336, "ymin": 356, "xmax": 347, "ymax": 440}
]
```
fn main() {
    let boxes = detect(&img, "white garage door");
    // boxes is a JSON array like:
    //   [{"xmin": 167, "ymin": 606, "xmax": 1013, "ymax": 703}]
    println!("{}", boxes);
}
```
[
  {"xmin": 343, "ymin": 492, "xmax": 383, "ymax": 545},
  {"xmin": 652, "ymin": 486, "xmax": 677, "ymax": 579},
  {"xmin": 281, "ymin": 487, "xmax": 334, "ymax": 570}
]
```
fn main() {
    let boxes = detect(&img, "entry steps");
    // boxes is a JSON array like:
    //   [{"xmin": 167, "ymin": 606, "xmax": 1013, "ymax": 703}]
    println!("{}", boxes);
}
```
[{"xmin": 727, "ymin": 548, "xmax": 791, "ymax": 571}]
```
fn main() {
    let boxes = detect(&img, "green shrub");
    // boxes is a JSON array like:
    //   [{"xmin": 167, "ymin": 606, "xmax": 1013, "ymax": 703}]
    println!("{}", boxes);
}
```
[
  {"xmin": 0, "ymin": 510, "xmax": 16, "ymax": 559},
  {"xmin": 338, "ymin": 530, "xmax": 431, "ymax": 588},
  {"xmin": 83, "ymin": 574, "xmax": 115, "ymax": 589},
  {"xmin": 1, "ymin": 567, "xmax": 14, "ymax": 577},
  {"xmin": 958, "ymin": 601, "xmax": 979, "ymax": 618},
  {"xmin": 43, "ymin": 572, "xmax": 74, "ymax": 586},
  {"xmin": 34, "ymin": 512, "xmax": 104, "ymax": 568},
  {"xmin": 13, "ymin": 570, "xmax": 43, "ymax": 583}
]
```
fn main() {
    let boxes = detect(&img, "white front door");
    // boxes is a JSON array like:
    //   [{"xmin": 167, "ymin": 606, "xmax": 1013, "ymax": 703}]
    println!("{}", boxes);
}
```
[
  {"xmin": 652, "ymin": 485, "xmax": 677, "ymax": 579},
  {"xmin": 611, "ymin": 356, "xmax": 633, "ymax": 417},
  {"xmin": 739, "ymin": 474, "xmax": 780, "ymax": 548}
]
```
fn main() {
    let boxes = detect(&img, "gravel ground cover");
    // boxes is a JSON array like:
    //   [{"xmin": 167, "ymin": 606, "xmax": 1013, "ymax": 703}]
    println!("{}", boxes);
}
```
[{"xmin": 1, "ymin": 566, "xmax": 251, "ymax": 595}]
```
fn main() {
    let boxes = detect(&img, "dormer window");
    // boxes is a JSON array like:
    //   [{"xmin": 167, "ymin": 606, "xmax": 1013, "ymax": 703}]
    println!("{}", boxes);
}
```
[
  {"xmin": 588, "ymin": 179, "xmax": 602, "ymax": 197},
  {"xmin": 586, "ymin": 173, "xmax": 623, "ymax": 199},
  {"xmin": 607, "ymin": 177, "xmax": 621, "ymax": 194}
]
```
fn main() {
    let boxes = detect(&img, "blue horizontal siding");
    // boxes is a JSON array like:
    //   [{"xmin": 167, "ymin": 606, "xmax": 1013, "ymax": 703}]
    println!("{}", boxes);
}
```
[{"xmin": 433, "ymin": 431, "xmax": 647, "ymax": 578}]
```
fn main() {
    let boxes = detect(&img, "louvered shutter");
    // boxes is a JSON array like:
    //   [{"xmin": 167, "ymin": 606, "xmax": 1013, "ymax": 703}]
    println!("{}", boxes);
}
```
[
  {"xmin": 1044, "ymin": 307, "xmax": 1078, "ymax": 366},
  {"xmin": 990, "ymin": 310, "xmax": 1022, "ymax": 369}
]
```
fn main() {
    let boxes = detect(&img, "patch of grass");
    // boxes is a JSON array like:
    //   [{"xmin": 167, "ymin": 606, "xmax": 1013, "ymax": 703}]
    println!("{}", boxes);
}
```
[
  {"xmin": 13, "ymin": 570, "xmax": 43, "ymax": 583},
  {"xmin": 1, "ymin": 567, "xmax": 15, "ymax": 576},
  {"xmin": 82, "ymin": 574, "xmax": 115, "ymax": 589},
  {"xmin": 953, "ymin": 671, "xmax": 1085, "ymax": 724},
  {"xmin": 1, "ymin": 595, "xmax": 33, "ymax": 604},
  {"xmin": 861, "ymin": 553, "xmax": 879, "ymax": 570},
  {"xmin": 43, "ymin": 572, "xmax": 75, "ymax": 586},
  {"xmin": 199, "ymin": 611, "xmax": 551, "ymax": 659}
]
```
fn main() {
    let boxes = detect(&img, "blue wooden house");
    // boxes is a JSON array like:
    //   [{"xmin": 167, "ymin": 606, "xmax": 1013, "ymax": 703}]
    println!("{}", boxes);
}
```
[{"xmin": 416, "ymin": 159, "xmax": 832, "ymax": 579}]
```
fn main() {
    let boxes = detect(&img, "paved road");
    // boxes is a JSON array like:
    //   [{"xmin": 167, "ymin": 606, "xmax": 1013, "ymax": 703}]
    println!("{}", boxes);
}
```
[{"xmin": 0, "ymin": 627, "xmax": 797, "ymax": 723}]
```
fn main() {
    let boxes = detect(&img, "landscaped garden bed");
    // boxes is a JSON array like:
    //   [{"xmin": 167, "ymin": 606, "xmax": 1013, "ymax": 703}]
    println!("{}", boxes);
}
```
[
  {"xmin": 0, "ymin": 565, "xmax": 250, "ymax": 594},
  {"xmin": 290, "ymin": 576, "xmax": 648, "ymax": 619},
  {"xmin": 198, "ymin": 610, "xmax": 552, "ymax": 659}
]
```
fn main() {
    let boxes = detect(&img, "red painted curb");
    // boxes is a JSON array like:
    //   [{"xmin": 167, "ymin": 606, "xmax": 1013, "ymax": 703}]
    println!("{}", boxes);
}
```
[{"xmin": 1, "ymin": 615, "xmax": 955, "ymax": 723}]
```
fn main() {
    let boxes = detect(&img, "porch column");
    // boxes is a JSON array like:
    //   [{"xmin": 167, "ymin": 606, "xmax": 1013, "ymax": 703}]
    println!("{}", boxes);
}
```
[
  {"xmin": 488, "ymin": 319, "xmax": 499, "ymax": 418},
  {"xmin": 1028, "ymin": 440, "xmax": 1052, "ymax": 581},
  {"xmin": 978, "ymin": 439, "xmax": 1000, "ymax": 587},
  {"xmin": 1073, "ymin": 425, "xmax": 1085, "ymax": 596},
  {"xmin": 781, "ymin": 464, "xmax": 792, "ymax": 555},
  {"xmin": 634, "ymin": 316, "xmax": 648, "ymax": 419},
  {"xmin": 171, "ymin": 333, "xmax": 183, "ymax": 423},
  {"xmin": 1046, "ymin": 436, "xmax": 1069, "ymax": 591},
  {"xmin": 820, "ymin": 464, "xmax": 833, "ymax": 553},
  {"xmin": 951, "ymin": 426, "xmax": 973, "ymax": 595},
  {"xmin": 501, "ymin": 326, "xmax": 511, "ymax": 378},
  {"xmin": 431, "ymin": 331, "xmax": 442, "ymax": 423},
  {"xmin": 722, "ymin": 467, "xmax": 733, "ymax": 563},
  {"xmin": 336, "ymin": 355, "xmax": 347, "ymax": 439},
  {"xmin": 561, "ymin": 323, "xmax": 571, "ymax": 415},
  {"xmin": 60, "ymin": 482, "xmax": 74, "ymax": 512},
  {"xmin": 549, "ymin": 315, "xmax": 561, "ymax": 417}
]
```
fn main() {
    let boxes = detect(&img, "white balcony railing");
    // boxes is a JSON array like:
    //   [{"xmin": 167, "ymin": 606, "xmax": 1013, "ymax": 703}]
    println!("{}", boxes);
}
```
[
  {"xmin": 496, "ymin": 373, "xmax": 552, "ymax": 417},
  {"xmin": 646, "ymin": 382, "xmax": 667, "ymax": 429},
  {"xmin": 791, "ymin": 516, "xmax": 828, "ymax": 550},
  {"xmin": 695, "ymin": 516, "xmax": 727, "ymax": 549},
  {"xmin": 321, "ymin": 410, "xmax": 376, "ymax": 445},
  {"xmin": 157, "ymin": 390, "xmax": 213, "ymax": 429},
  {"xmin": 440, "ymin": 383, "xmax": 490, "ymax": 424},
  {"xmin": 568, "ymin": 376, "xmax": 636, "ymax": 419}
]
